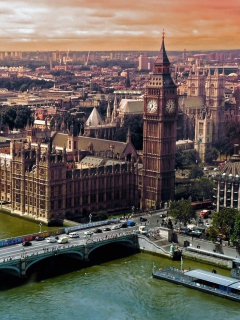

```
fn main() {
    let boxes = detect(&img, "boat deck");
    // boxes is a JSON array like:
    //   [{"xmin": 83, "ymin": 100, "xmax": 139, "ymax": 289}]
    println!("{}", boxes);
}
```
[{"xmin": 153, "ymin": 267, "xmax": 240, "ymax": 302}]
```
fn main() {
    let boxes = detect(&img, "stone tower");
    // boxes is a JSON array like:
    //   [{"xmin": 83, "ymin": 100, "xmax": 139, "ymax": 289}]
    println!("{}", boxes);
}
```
[{"xmin": 141, "ymin": 32, "xmax": 178, "ymax": 211}]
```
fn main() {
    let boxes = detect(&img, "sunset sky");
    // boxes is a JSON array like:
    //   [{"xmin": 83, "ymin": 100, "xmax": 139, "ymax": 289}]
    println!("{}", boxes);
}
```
[{"xmin": 1, "ymin": 0, "xmax": 239, "ymax": 51}]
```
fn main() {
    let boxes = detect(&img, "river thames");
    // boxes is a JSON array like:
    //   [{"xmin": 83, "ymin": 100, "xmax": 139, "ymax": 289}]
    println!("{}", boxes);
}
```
[{"xmin": 0, "ymin": 212, "xmax": 239, "ymax": 320}]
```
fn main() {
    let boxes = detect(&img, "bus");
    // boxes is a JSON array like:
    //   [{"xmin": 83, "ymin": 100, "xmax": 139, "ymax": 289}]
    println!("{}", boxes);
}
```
[{"xmin": 191, "ymin": 199, "xmax": 213, "ymax": 210}]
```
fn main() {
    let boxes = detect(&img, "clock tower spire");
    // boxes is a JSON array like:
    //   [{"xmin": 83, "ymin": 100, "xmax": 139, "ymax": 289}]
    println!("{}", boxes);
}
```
[{"xmin": 141, "ymin": 32, "xmax": 178, "ymax": 211}]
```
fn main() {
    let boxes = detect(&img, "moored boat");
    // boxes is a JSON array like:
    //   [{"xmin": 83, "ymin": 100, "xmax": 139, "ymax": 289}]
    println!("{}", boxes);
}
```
[{"xmin": 152, "ymin": 263, "xmax": 240, "ymax": 302}]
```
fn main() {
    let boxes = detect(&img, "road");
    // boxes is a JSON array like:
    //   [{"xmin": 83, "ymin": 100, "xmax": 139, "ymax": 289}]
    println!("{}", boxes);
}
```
[{"xmin": 0, "ymin": 225, "xmax": 139, "ymax": 262}]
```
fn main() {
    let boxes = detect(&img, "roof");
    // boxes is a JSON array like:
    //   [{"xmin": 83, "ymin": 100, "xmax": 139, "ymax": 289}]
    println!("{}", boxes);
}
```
[
  {"xmin": 220, "ymin": 161, "xmax": 240, "ymax": 176},
  {"xmin": 77, "ymin": 156, "xmax": 126, "ymax": 169},
  {"xmin": 85, "ymin": 107, "xmax": 103, "ymax": 126},
  {"xmin": 180, "ymin": 96, "xmax": 205, "ymax": 109},
  {"xmin": 185, "ymin": 269, "xmax": 240, "ymax": 287},
  {"xmin": 154, "ymin": 36, "xmax": 170, "ymax": 65},
  {"xmin": 52, "ymin": 134, "xmax": 137, "ymax": 158},
  {"xmin": 119, "ymin": 99, "xmax": 143, "ymax": 114}
]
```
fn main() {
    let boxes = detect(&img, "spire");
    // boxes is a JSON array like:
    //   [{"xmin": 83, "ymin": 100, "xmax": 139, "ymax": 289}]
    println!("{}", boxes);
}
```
[
  {"xmin": 126, "ymin": 126, "xmax": 131, "ymax": 143},
  {"xmin": 154, "ymin": 29, "xmax": 170, "ymax": 66},
  {"xmin": 113, "ymin": 95, "xmax": 118, "ymax": 110},
  {"xmin": 106, "ymin": 98, "xmax": 111, "ymax": 122}
]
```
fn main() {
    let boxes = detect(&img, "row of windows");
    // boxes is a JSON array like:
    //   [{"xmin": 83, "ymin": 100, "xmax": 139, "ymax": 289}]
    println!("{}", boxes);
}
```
[{"xmin": 50, "ymin": 190, "xmax": 128, "ymax": 210}]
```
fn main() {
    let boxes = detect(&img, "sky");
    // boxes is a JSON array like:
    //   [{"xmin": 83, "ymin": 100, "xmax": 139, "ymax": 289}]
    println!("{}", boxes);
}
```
[{"xmin": 0, "ymin": 0, "xmax": 239, "ymax": 52}]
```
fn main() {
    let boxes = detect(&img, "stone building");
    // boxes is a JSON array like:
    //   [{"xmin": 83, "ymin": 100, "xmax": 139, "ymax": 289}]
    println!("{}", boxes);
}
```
[
  {"xmin": 0, "ymin": 120, "xmax": 139, "ymax": 223},
  {"xmin": 0, "ymin": 36, "xmax": 179, "ymax": 222},
  {"xmin": 178, "ymin": 68, "xmax": 238, "ymax": 161},
  {"xmin": 212, "ymin": 145, "xmax": 240, "ymax": 212}
]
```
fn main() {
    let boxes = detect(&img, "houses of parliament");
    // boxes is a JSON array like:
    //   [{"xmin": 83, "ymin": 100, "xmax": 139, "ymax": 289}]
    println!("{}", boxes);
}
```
[{"xmin": 0, "ymin": 34, "xmax": 237, "ymax": 224}]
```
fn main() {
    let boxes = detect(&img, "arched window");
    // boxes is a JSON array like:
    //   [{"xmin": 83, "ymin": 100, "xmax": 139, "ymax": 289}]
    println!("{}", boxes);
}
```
[
  {"xmin": 191, "ymin": 83, "xmax": 195, "ymax": 95},
  {"xmin": 210, "ymin": 84, "xmax": 214, "ymax": 96}
]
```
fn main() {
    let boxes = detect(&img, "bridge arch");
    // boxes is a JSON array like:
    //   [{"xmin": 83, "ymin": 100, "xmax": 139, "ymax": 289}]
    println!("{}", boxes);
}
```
[
  {"xmin": 87, "ymin": 238, "xmax": 136, "ymax": 256},
  {"xmin": 25, "ymin": 250, "xmax": 85, "ymax": 273},
  {"xmin": 0, "ymin": 265, "xmax": 20, "ymax": 277}
]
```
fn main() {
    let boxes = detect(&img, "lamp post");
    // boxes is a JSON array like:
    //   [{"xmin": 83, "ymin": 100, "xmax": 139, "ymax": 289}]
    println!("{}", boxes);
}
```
[
  {"xmin": 131, "ymin": 206, "xmax": 135, "ymax": 216},
  {"xmin": 21, "ymin": 247, "xmax": 26, "ymax": 259},
  {"xmin": 89, "ymin": 213, "xmax": 92, "ymax": 224},
  {"xmin": 39, "ymin": 222, "xmax": 42, "ymax": 233}
]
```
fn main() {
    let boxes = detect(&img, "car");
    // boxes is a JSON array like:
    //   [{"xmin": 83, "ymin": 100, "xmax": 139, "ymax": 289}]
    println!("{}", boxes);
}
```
[
  {"xmin": 35, "ymin": 236, "xmax": 45, "ymax": 241},
  {"xmin": 190, "ymin": 230, "xmax": 202, "ymax": 237},
  {"xmin": 46, "ymin": 237, "xmax": 57, "ymax": 243},
  {"xmin": 22, "ymin": 241, "xmax": 32, "ymax": 246},
  {"xmin": 102, "ymin": 227, "xmax": 111, "ymax": 232},
  {"xmin": 111, "ymin": 225, "xmax": 121, "ymax": 230},
  {"xmin": 204, "ymin": 223, "xmax": 211, "ymax": 228},
  {"xmin": 140, "ymin": 217, "xmax": 147, "ymax": 222},
  {"xmin": 203, "ymin": 167, "xmax": 208, "ymax": 171},
  {"xmin": 69, "ymin": 232, "xmax": 79, "ymax": 238},
  {"xmin": 93, "ymin": 228, "xmax": 103, "ymax": 233},
  {"xmin": 120, "ymin": 223, "xmax": 128, "ymax": 228},
  {"xmin": 84, "ymin": 230, "xmax": 93, "ymax": 236},
  {"xmin": 179, "ymin": 228, "xmax": 190, "ymax": 235},
  {"xmin": 213, "ymin": 167, "xmax": 219, "ymax": 171},
  {"xmin": 159, "ymin": 213, "xmax": 167, "ymax": 218}
]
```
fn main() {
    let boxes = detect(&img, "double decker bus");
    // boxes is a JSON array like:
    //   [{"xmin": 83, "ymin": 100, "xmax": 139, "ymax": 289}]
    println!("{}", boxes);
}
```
[{"xmin": 191, "ymin": 199, "xmax": 213, "ymax": 210}]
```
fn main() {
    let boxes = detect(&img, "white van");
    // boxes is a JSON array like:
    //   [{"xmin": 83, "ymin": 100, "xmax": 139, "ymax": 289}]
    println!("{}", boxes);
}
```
[
  {"xmin": 69, "ymin": 232, "xmax": 79, "ymax": 238},
  {"xmin": 138, "ymin": 226, "xmax": 148, "ymax": 235},
  {"xmin": 57, "ymin": 236, "xmax": 68, "ymax": 244}
]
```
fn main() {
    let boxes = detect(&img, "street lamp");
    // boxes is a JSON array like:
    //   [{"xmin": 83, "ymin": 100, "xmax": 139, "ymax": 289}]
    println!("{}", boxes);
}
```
[
  {"xmin": 21, "ymin": 247, "xmax": 26, "ymax": 259},
  {"xmin": 39, "ymin": 222, "xmax": 42, "ymax": 233},
  {"xmin": 89, "ymin": 213, "xmax": 92, "ymax": 223}
]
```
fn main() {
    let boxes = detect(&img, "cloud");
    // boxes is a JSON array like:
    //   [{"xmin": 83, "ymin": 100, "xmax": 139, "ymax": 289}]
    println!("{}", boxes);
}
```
[{"xmin": 0, "ymin": 0, "xmax": 239, "ymax": 50}]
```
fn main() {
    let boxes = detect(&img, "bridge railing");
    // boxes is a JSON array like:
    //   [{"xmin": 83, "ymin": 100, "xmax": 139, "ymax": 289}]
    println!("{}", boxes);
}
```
[
  {"xmin": 0, "ymin": 231, "xmax": 137, "ymax": 265},
  {"xmin": 0, "ymin": 219, "xmax": 120, "ymax": 249}
]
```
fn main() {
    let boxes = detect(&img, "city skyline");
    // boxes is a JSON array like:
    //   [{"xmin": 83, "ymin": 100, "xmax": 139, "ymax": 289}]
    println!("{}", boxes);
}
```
[{"xmin": 0, "ymin": 0, "xmax": 239, "ymax": 52}]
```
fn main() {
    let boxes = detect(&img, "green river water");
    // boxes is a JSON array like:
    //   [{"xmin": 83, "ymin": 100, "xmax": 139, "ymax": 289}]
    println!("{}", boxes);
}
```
[{"xmin": 0, "ymin": 212, "xmax": 239, "ymax": 320}]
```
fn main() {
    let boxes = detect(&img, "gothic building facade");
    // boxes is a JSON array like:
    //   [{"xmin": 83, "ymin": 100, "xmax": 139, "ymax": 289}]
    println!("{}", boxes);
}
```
[
  {"xmin": 179, "ymin": 67, "xmax": 238, "ymax": 161},
  {"xmin": 0, "ymin": 36, "xmax": 177, "ymax": 222}
]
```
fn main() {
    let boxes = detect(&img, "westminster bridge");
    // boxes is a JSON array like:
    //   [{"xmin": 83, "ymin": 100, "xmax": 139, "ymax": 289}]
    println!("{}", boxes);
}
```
[{"xmin": 0, "ymin": 232, "xmax": 139, "ymax": 278}]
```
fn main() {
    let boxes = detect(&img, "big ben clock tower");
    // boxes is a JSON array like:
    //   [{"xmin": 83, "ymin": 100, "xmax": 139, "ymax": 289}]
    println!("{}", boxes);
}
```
[{"xmin": 141, "ymin": 32, "xmax": 178, "ymax": 211}]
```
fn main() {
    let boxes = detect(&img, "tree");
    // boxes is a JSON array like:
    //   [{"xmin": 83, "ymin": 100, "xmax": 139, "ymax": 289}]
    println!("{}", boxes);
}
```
[
  {"xmin": 183, "ymin": 149, "xmax": 197, "ymax": 166},
  {"xmin": 0, "ymin": 106, "xmax": 32, "ymax": 129},
  {"xmin": 231, "ymin": 212, "xmax": 240, "ymax": 245},
  {"xmin": 175, "ymin": 149, "xmax": 184, "ymax": 169},
  {"xmin": 211, "ymin": 208, "xmax": 238, "ymax": 240},
  {"xmin": 189, "ymin": 177, "xmax": 214, "ymax": 201},
  {"xmin": 97, "ymin": 210, "xmax": 108, "ymax": 221},
  {"xmin": 189, "ymin": 165, "xmax": 204, "ymax": 179},
  {"xmin": 114, "ymin": 115, "xmax": 143, "ymax": 150},
  {"xmin": 205, "ymin": 148, "xmax": 218, "ymax": 164},
  {"xmin": 168, "ymin": 200, "xmax": 195, "ymax": 225}
]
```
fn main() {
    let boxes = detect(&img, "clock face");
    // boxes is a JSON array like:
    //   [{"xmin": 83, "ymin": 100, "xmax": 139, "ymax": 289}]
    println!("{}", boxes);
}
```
[
  {"xmin": 165, "ymin": 99, "xmax": 175, "ymax": 113},
  {"xmin": 147, "ymin": 99, "xmax": 157, "ymax": 113}
]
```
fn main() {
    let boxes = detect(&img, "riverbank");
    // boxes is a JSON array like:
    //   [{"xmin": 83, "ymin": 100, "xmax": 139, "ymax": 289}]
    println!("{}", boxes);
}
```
[{"xmin": 141, "ymin": 231, "xmax": 239, "ymax": 270}]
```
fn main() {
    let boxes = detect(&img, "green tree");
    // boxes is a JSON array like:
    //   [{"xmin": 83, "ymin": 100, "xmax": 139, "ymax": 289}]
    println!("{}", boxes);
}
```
[
  {"xmin": 189, "ymin": 165, "xmax": 204, "ymax": 179},
  {"xmin": 189, "ymin": 177, "xmax": 214, "ymax": 201},
  {"xmin": 205, "ymin": 148, "xmax": 218, "ymax": 164},
  {"xmin": 183, "ymin": 149, "xmax": 197, "ymax": 166},
  {"xmin": 168, "ymin": 200, "xmax": 195, "ymax": 225},
  {"xmin": 175, "ymin": 149, "xmax": 184, "ymax": 169},
  {"xmin": 231, "ymin": 212, "xmax": 240, "ymax": 245},
  {"xmin": 0, "ymin": 106, "xmax": 32, "ymax": 129},
  {"xmin": 114, "ymin": 115, "xmax": 143, "ymax": 150},
  {"xmin": 97, "ymin": 210, "xmax": 108, "ymax": 221},
  {"xmin": 211, "ymin": 208, "xmax": 238, "ymax": 240}
]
